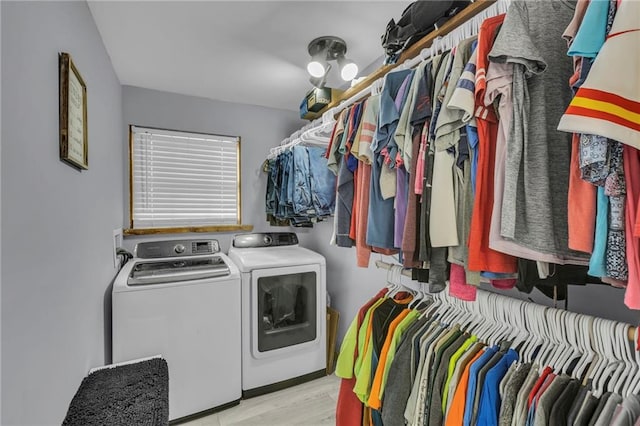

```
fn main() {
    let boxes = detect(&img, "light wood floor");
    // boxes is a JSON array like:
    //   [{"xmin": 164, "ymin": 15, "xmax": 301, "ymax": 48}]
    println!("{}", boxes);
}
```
[{"xmin": 179, "ymin": 374, "xmax": 340, "ymax": 426}]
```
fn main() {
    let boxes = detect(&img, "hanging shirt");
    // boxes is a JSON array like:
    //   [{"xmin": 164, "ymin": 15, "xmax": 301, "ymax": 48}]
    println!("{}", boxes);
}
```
[
  {"xmin": 335, "ymin": 288, "xmax": 387, "ymax": 426},
  {"xmin": 590, "ymin": 187, "xmax": 610, "ymax": 277},
  {"xmin": 442, "ymin": 335, "xmax": 478, "ymax": 412},
  {"xmin": 512, "ymin": 365, "xmax": 542, "ymax": 426},
  {"xmin": 558, "ymin": 0, "xmax": 640, "ymax": 150},
  {"xmin": 395, "ymin": 63, "xmax": 426, "ymax": 168},
  {"xmin": 463, "ymin": 345, "xmax": 499, "ymax": 426},
  {"xmin": 476, "ymin": 348, "xmax": 519, "ymax": 426},
  {"xmin": 623, "ymin": 145, "xmax": 640, "ymax": 309},
  {"xmin": 489, "ymin": 0, "xmax": 588, "ymax": 262},
  {"xmin": 367, "ymin": 69, "xmax": 413, "ymax": 250},
  {"xmin": 446, "ymin": 349, "xmax": 486, "ymax": 426},
  {"xmin": 427, "ymin": 333, "xmax": 471, "ymax": 425},
  {"xmin": 368, "ymin": 309, "xmax": 419, "ymax": 410},
  {"xmin": 444, "ymin": 341, "xmax": 485, "ymax": 418},
  {"xmin": 499, "ymin": 363, "xmax": 533, "ymax": 426},
  {"xmin": 567, "ymin": 0, "xmax": 610, "ymax": 58},
  {"xmin": 466, "ymin": 13, "xmax": 519, "ymax": 275},
  {"xmin": 381, "ymin": 317, "xmax": 429, "ymax": 426},
  {"xmin": 563, "ymin": 0, "xmax": 592, "ymax": 44},
  {"xmin": 533, "ymin": 374, "xmax": 571, "ymax": 426},
  {"xmin": 380, "ymin": 70, "xmax": 415, "ymax": 200},
  {"xmin": 548, "ymin": 378, "xmax": 581, "ymax": 426},
  {"xmin": 326, "ymin": 110, "xmax": 348, "ymax": 175}
]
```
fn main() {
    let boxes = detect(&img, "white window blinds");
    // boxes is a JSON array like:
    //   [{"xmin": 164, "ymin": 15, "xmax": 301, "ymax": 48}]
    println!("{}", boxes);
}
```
[{"xmin": 130, "ymin": 126, "xmax": 240, "ymax": 229}]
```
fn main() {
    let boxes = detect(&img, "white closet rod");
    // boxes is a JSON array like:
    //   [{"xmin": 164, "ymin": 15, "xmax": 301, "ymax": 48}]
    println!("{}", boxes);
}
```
[
  {"xmin": 375, "ymin": 259, "xmax": 638, "ymax": 342},
  {"xmin": 267, "ymin": 112, "xmax": 335, "ymax": 159}
]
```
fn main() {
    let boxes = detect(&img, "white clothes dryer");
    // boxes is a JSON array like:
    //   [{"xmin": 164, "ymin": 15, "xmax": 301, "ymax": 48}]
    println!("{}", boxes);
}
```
[
  {"xmin": 228, "ymin": 232, "xmax": 326, "ymax": 397},
  {"xmin": 112, "ymin": 239, "xmax": 241, "ymax": 422}
]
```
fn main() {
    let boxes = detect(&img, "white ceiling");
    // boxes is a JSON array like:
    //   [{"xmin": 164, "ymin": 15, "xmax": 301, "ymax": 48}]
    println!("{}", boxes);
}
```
[{"xmin": 88, "ymin": 1, "xmax": 411, "ymax": 112}]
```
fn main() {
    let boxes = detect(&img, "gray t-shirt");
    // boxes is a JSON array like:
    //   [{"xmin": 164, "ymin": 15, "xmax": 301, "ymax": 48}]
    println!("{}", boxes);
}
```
[
  {"xmin": 610, "ymin": 394, "xmax": 640, "ymax": 426},
  {"xmin": 534, "ymin": 374, "xmax": 571, "ymax": 426},
  {"xmin": 549, "ymin": 378, "xmax": 581, "ymax": 426},
  {"xmin": 594, "ymin": 393, "xmax": 623, "ymax": 426},
  {"xmin": 488, "ymin": 0, "xmax": 589, "ymax": 261},
  {"xmin": 512, "ymin": 365, "xmax": 540, "ymax": 426},
  {"xmin": 500, "ymin": 362, "xmax": 532, "ymax": 426}
]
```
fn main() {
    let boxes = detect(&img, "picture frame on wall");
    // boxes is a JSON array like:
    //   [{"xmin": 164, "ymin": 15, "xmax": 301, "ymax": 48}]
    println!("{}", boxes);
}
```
[{"xmin": 59, "ymin": 52, "xmax": 88, "ymax": 170}]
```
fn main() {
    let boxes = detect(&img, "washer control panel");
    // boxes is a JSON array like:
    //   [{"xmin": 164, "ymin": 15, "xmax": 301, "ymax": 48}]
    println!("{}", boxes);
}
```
[
  {"xmin": 232, "ymin": 232, "xmax": 298, "ymax": 248},
  {"xmin": 135, "ymin": 239, "xmax": 220, "ymax": 258}
]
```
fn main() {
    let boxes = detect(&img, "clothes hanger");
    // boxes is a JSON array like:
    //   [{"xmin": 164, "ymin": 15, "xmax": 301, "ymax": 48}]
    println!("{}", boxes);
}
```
[
  {"xmin": 528, "ymin": 305, "xmax": 547, "ymax": 366},
  {"xmin": 612, "ymin": 323, "xmax": 632, "ymax": 396},
  {"xmin": 592, "ymin": 318, "xmax": 621, "ymax": 397},
  {"xmin": 553, "ymin": 310, "xmax": 576, "ymax": 372},
  {"xmin": 505, "ymin": 298, "xmax": 524, "ymax": 345},
  {"xmin": 386, "ymin": 266, "xmax": 400, "ymax": 297},
  {"xmin": 407, "ymin": 282, "xmax": 423, "ymax": 310},
  {"xmin": 537, "ymin": 308, "xmax": 557, "ymax": 368},
  {"xmin": 487, "ymin": 294, "xmax": 508, "ymax": 346},
  {"xmin": 560, "ymin": 311, "xmax": 580, "ymax": 373},
  {"xmin": 607, "ymin": 322, "xmax": 625, "ymax": 394},
  {"xmin": 545, "ymin": 309, "xmax": 565, "ymax": 370},
  {"xmin": 472, "ymin": 293, "xmax": 492, "ymax": 343},
  {"xmin": 491, "ymin": 295, "xmax": 512, "ymax": 346},
  {"xmin": 574, "ymin": 315, "xmax": 596, "ymax": 382},
  {"xmin": 600, "ymin": 320, "xmax": 623, "ymax": 395},
  {"xmin": 516, "ymin": 303, "xmax": 534, "ymax": 362},
  {"xmin": 527, "ymin": 304, "xmax": 546, "ymax": 364},
  {"xmin": 560, "ymin": 311, "xmax": 582, "ymax": 375},
  {"xmin": 588, "ymin": 318, "xmax": 606, "ymax": 395}
]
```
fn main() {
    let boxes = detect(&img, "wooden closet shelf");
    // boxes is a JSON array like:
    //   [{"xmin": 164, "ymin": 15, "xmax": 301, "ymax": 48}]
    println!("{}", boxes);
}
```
[{"xmin": 318, "ymin": 0, "xmax": 497, "ymax": 115}]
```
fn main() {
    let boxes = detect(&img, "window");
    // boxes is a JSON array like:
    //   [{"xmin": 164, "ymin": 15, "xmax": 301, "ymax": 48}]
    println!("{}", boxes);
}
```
[{"xmin": 128, "ymin": 125, "xmax": 246, "ymax": 233}]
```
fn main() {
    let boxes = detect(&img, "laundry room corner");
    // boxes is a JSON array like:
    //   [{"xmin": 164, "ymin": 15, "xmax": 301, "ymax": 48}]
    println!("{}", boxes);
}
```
[{"xmin": 120, "ymin": 85, "xmax": 305, "ymax": 254}]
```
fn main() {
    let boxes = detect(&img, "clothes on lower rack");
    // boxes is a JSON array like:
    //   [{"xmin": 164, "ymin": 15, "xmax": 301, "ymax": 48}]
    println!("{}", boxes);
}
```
[
  {"xmin": 264, "ymin": 145, "xmax": 336, "ymax": 227},
  {"xmin": 335, "ymin": 288, "xmax": 640, "ymax": 426}
]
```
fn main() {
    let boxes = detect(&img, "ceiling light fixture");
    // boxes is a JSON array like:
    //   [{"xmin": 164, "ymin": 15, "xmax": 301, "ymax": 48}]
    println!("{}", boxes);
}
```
[{"xmin": 306, "ymin": 36, "xmax": 359, "ymax": 87}]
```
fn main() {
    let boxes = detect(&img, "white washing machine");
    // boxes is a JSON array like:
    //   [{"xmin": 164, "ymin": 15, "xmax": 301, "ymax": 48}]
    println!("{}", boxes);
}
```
[
  {"xmin": 227, "ymin": 232, "xmax": 326, "ymax": 397},
  {"xmin": 112, "ymin": 239, "xmax": 241, "ymax": 422}
]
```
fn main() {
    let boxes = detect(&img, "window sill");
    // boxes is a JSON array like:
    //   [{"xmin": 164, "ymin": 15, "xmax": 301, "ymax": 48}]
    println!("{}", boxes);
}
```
[{"xmin": 123, "ymin": 224, "xmax": 254, "ymax": 236}]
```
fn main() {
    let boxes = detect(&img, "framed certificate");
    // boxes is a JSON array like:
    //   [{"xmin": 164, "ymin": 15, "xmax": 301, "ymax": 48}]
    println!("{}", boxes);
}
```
[{"xmin": 59, "ymin": 52, "xmax": 88, "ymax": 170}]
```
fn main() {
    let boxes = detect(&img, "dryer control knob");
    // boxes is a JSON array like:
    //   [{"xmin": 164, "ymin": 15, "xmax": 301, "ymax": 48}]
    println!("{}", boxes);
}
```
[
  {"xmin": 174, "ymin": 244, "xmax": 186, "ymax": 254},
  {"xmin": 263, "ymin": 235, "xmax": 273, "ymax": 246}
]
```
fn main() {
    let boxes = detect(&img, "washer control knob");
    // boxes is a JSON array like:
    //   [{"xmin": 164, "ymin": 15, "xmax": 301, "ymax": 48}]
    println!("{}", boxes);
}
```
[
  {"xmin": 263, "ymin": 235, "xmax": 273, "ymax": 246},
  {"xmin": 174, "ymin": 244, "xmax": 186, "ymax": 254}
]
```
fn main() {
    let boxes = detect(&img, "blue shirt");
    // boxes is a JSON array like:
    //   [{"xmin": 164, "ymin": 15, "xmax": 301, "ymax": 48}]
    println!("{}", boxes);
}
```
[
  {"xmin": 568, "ymin": 0, "xmax": 609, "ymax": 58},
  {"xmin": 476, "ymin": 349, "xmax": 519, "ymax": 426},
  {"xmin": 588, "ymin": 187, "xmax": 608, "ymax": 277},
  {"xmin": 463, "ymin": 346, "xmax": 498, "ymax": 426},
  {"xmin": 366, "ymin": 69, "xmax": 413, "ymax": 249}
]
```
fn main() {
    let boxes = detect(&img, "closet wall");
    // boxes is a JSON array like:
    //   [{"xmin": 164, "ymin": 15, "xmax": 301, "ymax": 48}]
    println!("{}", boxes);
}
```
[{"xmin": 1, "ymin": 2, "xmax": 124, "ymax": 425}]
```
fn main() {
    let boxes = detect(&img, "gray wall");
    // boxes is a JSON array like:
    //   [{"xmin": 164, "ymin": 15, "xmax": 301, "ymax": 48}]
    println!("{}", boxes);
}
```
[
  {"xmin": 121, "ymin": 85, "xmax": 304, "ymax": 253},
  {"xmin": 1, "ymin": 2, "xmax": 124, "ymax": 425}
]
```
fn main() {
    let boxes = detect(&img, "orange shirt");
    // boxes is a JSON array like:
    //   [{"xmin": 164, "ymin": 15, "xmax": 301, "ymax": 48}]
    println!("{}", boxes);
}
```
[
  {"xmin": 355, "ymin": 162, "xmax": 373, "ymax": 267},
  {"xmin": 467, "ymin": 14, "xmax": 518, "ymax": 274},
  {"xmin": 367, "ymin": 309, "xmax": 410, "ymax": 409},
  {"xmin": 568, "ymin": 133, "xmax": 596, "ymax": 253},
  {"xmin": 445, "ymin": 349, "xmax": 485, "ymax": 426}
]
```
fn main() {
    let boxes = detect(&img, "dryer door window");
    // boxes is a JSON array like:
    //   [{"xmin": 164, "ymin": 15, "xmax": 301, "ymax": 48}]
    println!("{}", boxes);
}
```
[{"xmin": 256, "ymin": 271, "xmax": 317, "ymax": 352}]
